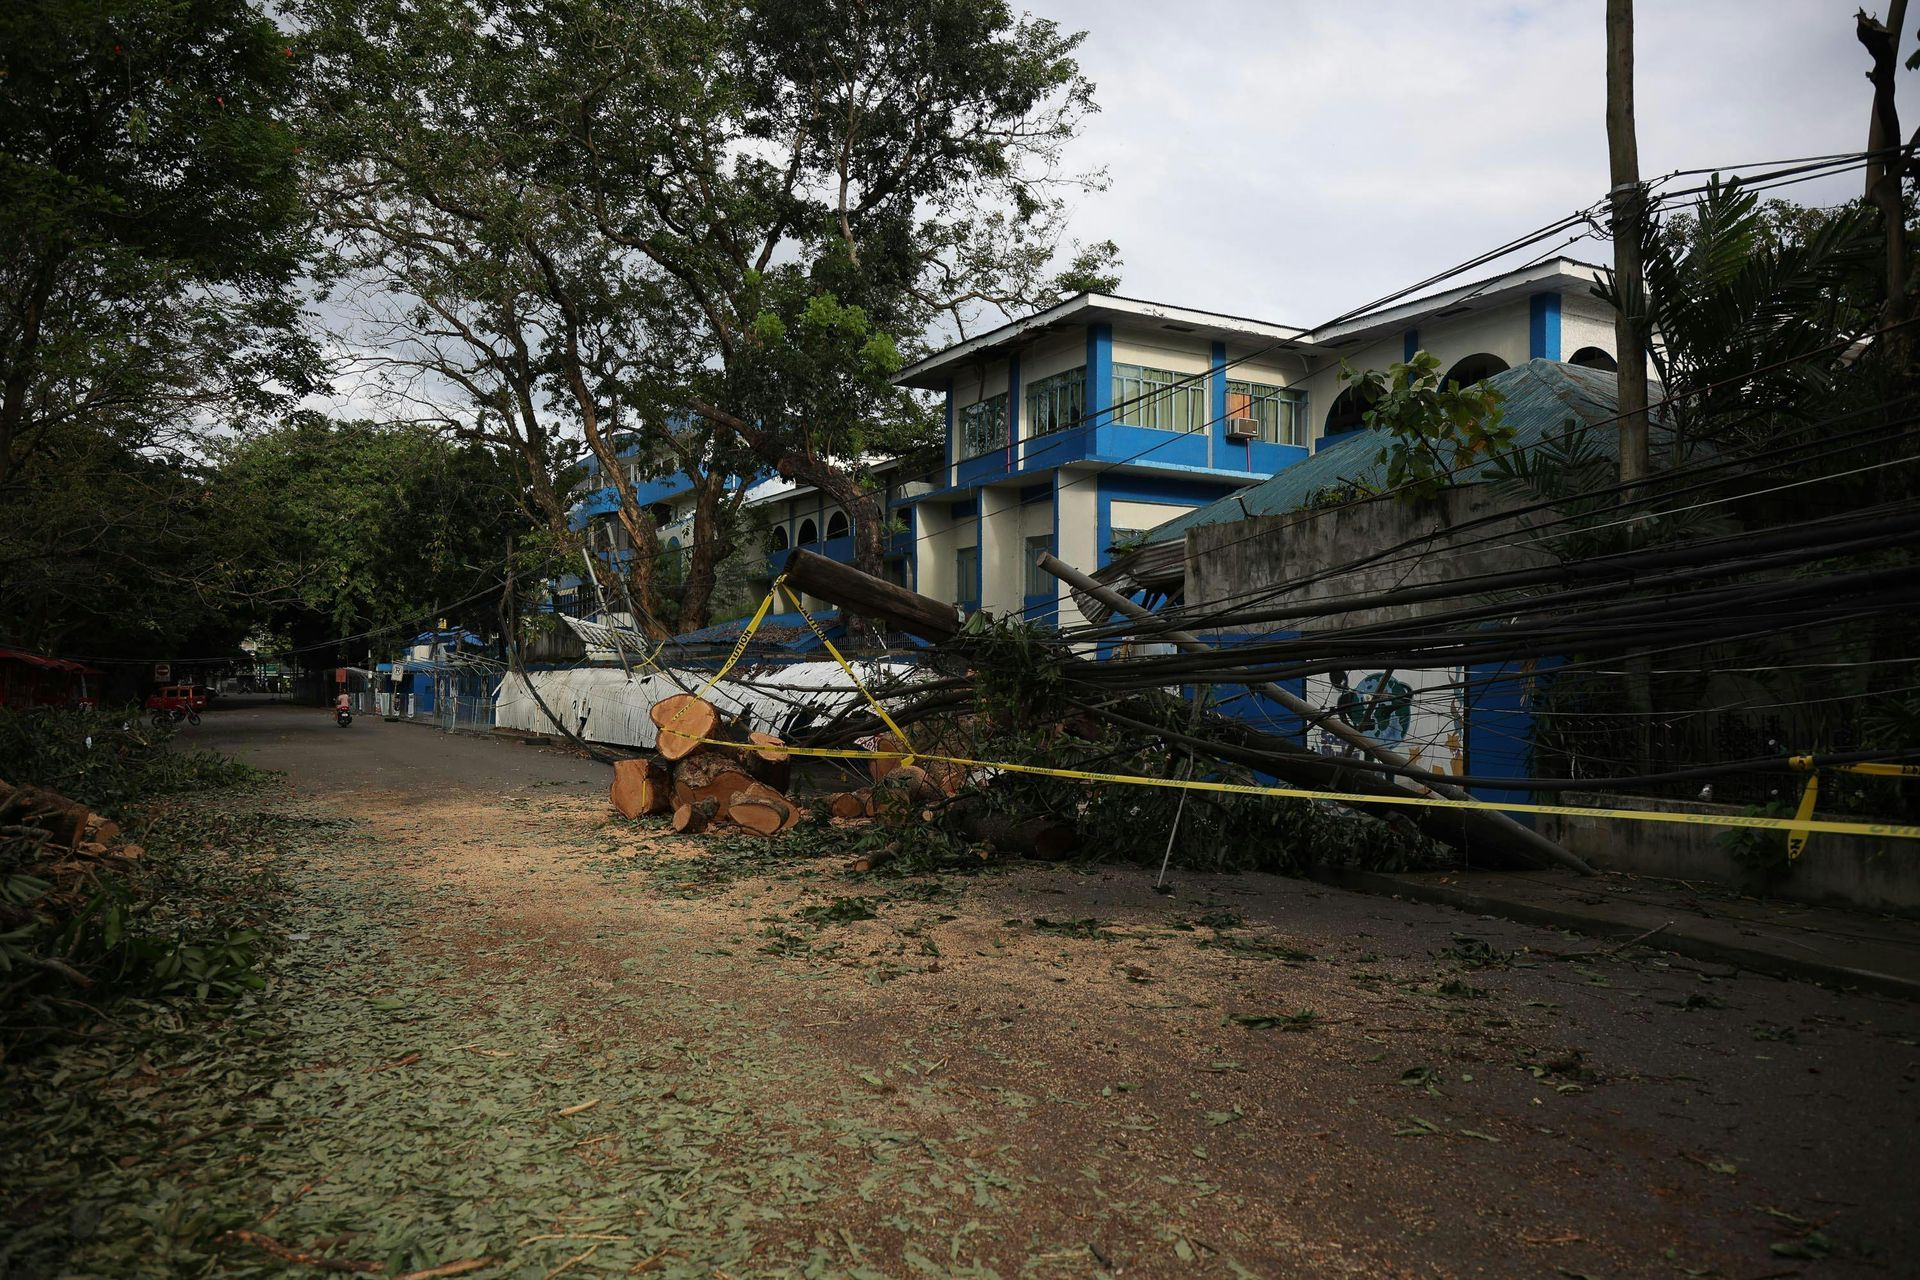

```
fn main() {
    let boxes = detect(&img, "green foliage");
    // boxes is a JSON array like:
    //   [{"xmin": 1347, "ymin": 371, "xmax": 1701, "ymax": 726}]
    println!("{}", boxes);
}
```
[
  {"xmin": 1717, "ymin": 799, "xmax": 1795, "ymax": 882},
  {"xmin": 1339, "ymin": 352, "xmax": 1513, "ymax": 503},
  {"xmin": 0, "ymin": 713, "xmax": 282, "ymax": 1060},
  {"xmin": 1602, "ymin": 178, "xmax": 1879, "ymax": 448},
  {"xmin": 214, "ymin": 417, "xmax": 529, "ymax": 655},
  {"xmin": 0, "ymin": 709, "xmax": 264, "ymax": 814},
  {"xmin": 951, "ymin": 617, "xmax": 1443, "ymax": 875}
]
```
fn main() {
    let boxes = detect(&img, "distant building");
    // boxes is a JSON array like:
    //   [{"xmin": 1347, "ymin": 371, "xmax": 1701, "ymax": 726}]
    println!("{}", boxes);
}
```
[
  {"xmin": 557, "ymin": 257, "xmax": 1619, "ymax": 637},
  {"xmin": 891, "ymin": 258, "xmax": 1618, "ymax": 629}
]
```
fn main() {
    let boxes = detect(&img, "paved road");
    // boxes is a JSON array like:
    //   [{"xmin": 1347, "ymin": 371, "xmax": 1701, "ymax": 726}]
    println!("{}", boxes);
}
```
[
  {"xmin": 194, "ymin": 700, "xmax": 604, "ymax": 796},
  {"xmin": 170, "ymin": 704, "xmax": 1920, "ymax": 1278}
]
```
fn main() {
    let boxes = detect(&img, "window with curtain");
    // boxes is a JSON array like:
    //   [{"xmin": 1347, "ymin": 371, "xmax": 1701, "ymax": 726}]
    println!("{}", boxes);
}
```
[
  {"xmin": 1024, "ymin": 534, "xmax": 1053, "ymax": 597},
  {"xmin": 1112, "ymin": 364, "xmax": 1205, "ymax": 433},
  {"xmin": 1225, "ymin": 379, "xmax": 1308, "ymax": 445},
  {"xmin": 1025, "ymin": 367, "xmax": 1086, "ymax": 436},
  {"xmin": 959, "ymin": 393, "xmax": 1009, "ymax": 458},
  {"xmin": 955, "ymin": 546, "xmax": 980, "ymax": 606}
]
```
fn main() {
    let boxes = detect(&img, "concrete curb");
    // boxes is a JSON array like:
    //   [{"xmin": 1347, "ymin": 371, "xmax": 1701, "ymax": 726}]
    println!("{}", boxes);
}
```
[{"xmin": 1309, "ymin": 866, "xmax": 1920, "ymax": 1003}]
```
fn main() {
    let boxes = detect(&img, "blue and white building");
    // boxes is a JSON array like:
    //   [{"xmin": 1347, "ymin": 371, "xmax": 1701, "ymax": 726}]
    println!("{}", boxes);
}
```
[
  {"xmin": 890, "ymin": 257, "xmax": 1618, "ymax": 630},
  {"xmin": 557, "ymin": 257, "xmax": 1620, "ymax": 637}
]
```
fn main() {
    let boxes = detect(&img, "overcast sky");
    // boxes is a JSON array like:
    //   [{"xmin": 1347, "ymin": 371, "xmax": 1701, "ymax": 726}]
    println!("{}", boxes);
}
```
[{"xmin": 1034, "ymin": 0, "xmax": 1889, "ymax": 327}]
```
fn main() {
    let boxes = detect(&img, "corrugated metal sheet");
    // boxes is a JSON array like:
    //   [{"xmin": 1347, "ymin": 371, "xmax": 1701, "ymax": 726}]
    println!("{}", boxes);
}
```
[
  {"xmin": 1140, "ymin": 359, "xmax": 1665, "ymax": 546},
  {"xmin": 494, "ymin": 660, "xmax": 927, "ymax": 749}
]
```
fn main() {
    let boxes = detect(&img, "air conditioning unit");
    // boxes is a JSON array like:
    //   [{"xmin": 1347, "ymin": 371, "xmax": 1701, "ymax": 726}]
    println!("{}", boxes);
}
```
[{"xmin": 1225, "ymin": 416, "xmax": 1260, "ymax": 441}]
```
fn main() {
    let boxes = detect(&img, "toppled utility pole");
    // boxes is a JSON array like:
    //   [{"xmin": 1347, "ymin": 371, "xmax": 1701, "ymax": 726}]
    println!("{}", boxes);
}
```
[
  {"xmin": 1607, "ymin": 0, "xmax": 1651, "ymax": 492},
  {"xmin": 782, "ymin": 548, "xmax": 962, "ymax": 642},
  {"xmin": 1039, "ymin": 552, "xmax": 1594, "ymax": 876}
]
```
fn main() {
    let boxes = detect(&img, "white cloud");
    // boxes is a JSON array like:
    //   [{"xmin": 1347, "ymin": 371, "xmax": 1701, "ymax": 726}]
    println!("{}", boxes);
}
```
[{"xmin": 1037, "ymin": 0, "xmax": 1891, "ymax": 324}]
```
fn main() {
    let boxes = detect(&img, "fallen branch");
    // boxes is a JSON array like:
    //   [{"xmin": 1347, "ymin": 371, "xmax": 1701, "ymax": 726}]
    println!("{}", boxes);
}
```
[{"xmin": 219, "ymin": 1229, "xmax": 383, "ymax": 1273}]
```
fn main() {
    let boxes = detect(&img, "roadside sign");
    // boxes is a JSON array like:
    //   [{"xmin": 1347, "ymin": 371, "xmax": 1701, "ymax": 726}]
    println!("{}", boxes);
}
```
[{"xmin": 153, "ymin": 663, "xmax": 170, "ymax": 682}]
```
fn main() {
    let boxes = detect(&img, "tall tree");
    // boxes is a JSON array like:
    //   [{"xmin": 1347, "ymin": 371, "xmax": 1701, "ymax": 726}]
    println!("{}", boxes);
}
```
[
  {"xmin": 0, "ymin": 0, "xmax": 313, "ymax": 486},
  {"xmin": 574, "ymin": 0, "xmax": 1118, "ymax": 594},
  {"xmin": 213, "ymin": 417, "xmax": 532, "ymax": 659}
]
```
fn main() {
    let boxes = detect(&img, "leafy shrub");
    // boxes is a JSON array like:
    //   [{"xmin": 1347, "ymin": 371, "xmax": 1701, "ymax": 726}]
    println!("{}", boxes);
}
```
[{"xmin": 0, "ymin": 707, "xmax": 264, "ymax": 813}]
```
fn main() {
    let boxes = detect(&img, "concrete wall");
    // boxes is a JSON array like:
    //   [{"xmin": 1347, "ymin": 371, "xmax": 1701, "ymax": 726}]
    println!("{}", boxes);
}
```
[
  {"xmin": 1185, "ymin": 486, "xmax": 1553, "ymax": 634},
  {"xmin": 1538, "ymin": 793, "xmax": 1920, "ymax": 915}
]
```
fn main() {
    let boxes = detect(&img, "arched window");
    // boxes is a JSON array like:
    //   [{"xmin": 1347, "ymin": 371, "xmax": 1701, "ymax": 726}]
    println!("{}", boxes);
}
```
[
  {"xmin": 769, "ymin": 525, "xmax": 790, "ymax": 551},
  {"xmin": 649, "ymin": 503, "xmax": 673, "ymax": 527},
  {"xmin": 797, "ymin": 518, "xmax": 818, "ymax": 545},
  {"xmin": 1569, "ymin": 346, "xmax": 1618, "ymax": 371},
  {"xmin": 1442, "ymin": 353, "xmax": 1509, "ymax": 388},
  {"xmin": 1323, "ymin": 385, "xmax": 1371, "ymax": 436},
  {"xmin": 825, "ymin": 510, "xmax": 850, "ymax": 540}
]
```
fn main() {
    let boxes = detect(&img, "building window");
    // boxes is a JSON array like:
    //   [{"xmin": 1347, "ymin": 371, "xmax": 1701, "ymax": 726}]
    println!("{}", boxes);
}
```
[
  {"xmin": 959, "ymin": 393, "xmax": 1009, "ymax": 458},
  {"xmin": 825, "ymin": 510, "xmax": 850, "ymax": 540},
  {"xmin": 1443, "ymin": 353, "xmax": 1509, "ymax": 387},
  {"xmin": 1225, "ymin": 379, "xmax": 1308, "ymax": 445},
  {"xmin": 797, "ymin": 518, "xmax": 818, "ymax": 545},
  {"xmin": 1025, "ymin": 367, "xmax": 1086, "ymax": 436},
  {"xmin": 1024, "ymin": 534, "xmax": 1053, "ymax": 597},
  {"xmin": 769, "ymin": 525, "xmax": 789, "ymax": 551},
  {"xmin": 955, "ymin": 546, "xmax": 980, "ymax": 606},
  {"xmin": 1113, "ymin": 364, "xmax": 1205, "ymax": 433}
]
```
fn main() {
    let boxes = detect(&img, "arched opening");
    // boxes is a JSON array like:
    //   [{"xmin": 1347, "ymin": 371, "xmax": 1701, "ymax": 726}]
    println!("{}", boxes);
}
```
[
  {"xmin": 648, "ymin": 503, "xmax": 673, "ymax": 527},
  {"xmin": 769, "ymin": 525, "xmax": 790, "ymax": 551},
  {"xmin": 1323, "ymin": 386, "xmax": 1371, "ymax": 436},
  {"xmin": 1442, "ymin": 353, "xmax": 1509, "ymax": 388},
  {"xmin": 825, "ymin": 510, "xmax": 850, "ymax": 540},
  {"xmin": 797, "ymin": 518, "xmax": 819, "ymax": 545},
  {"xmin": 1569, "ymin": 346, "xmax": 1618, "ymax": 371}
]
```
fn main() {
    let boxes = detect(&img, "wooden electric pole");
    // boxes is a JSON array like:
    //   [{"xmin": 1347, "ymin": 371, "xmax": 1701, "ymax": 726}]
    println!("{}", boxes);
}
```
[{"xmin": 1607, "ymin": 0, "xmax": 1650, "ymax": 491}]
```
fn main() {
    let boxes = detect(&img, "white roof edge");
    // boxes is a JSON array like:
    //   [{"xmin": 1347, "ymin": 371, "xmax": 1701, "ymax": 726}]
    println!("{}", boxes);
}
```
[
  {"xmin": 894, "ymin": 293, "xmax": 1309, "ymax": 389},
  {"xmin": 1310, "ymin": 258, "xmax": 1608, "ymax": 344},
  {"xmin": 895, "ymin": 259, "xmax": 1610, "ymax": 390}
]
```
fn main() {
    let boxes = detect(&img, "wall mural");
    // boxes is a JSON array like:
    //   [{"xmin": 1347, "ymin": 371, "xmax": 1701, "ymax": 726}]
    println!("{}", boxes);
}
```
[{"xmin": 1304, "ymin": 666, "xmax": 1466, "ymax": 782}]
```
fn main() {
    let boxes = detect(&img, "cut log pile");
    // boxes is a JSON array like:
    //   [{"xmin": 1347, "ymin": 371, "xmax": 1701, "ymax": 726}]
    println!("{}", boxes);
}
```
[
  {"xmin": 0, "ymin": 779, "xmax": 143, "ymax": 860},
  {"xmin": 602, "ymin": 694, "xmax": 809, "ymax": 837},
  {"xmin": 607, "ymin": 691, "xmax": 1079, "ymax": 859}
]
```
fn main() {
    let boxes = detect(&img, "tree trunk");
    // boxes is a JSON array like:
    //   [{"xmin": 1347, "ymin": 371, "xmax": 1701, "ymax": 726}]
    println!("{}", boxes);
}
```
[
  {"xmin": 1606, "ymin": 0, "xmax": 1650, "ymax": 493},
  {"xmin": 676, "ymin": 474, "xmax": 734, "ymax": 633}
]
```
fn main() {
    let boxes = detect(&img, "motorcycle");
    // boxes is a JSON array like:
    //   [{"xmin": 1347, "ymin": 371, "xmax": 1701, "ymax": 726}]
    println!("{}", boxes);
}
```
[
  {"xmin": 150, "ymin": 706, "xmax": 202, "ymax": 729},
  {"xmin": 335, "ymin": 708, "xmax": 354, "ymax": 728}
]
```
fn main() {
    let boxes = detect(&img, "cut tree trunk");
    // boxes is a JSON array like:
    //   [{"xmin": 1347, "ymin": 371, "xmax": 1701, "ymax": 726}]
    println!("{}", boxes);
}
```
[
  {"xmin": 741, "ymin": 732, "xmax": 792, "ymax": 791},
  {"xmin": 670, "ymin": 751, "xmax": 756, "ymax": 816},
  {"xmin": 827, "ymin": 791, "xmax": 869, "ymax": 819},
  {"xmin": 650, "ymin": 694, "xmax": 723, "ymax": 760},
  {"xmin": 672, "ymin": 797, "xmax": 719, "ymax": 834},
  {"xmin": 610, "ymin": 758, "xmax": 673, "ymax": 819},
  {"xmin": 872, "ymin": 765, "xmax": 943, "ymax": 824},
  {"xmin": 946, "ymin": 796, "xmax": 1078, "ymax": 859},
  {"xmin": 728, "ymin": 782, "xmax": 796, "ymax": 836}
]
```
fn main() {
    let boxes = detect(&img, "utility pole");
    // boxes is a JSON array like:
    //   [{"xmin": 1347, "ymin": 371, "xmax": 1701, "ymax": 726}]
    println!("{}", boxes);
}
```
[{"xmin": 1607, "ymin": 0, "xmax": 1650, "ymax": 491}]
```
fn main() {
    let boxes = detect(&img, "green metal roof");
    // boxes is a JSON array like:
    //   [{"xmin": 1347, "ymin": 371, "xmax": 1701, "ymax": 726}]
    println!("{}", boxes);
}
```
[{"xmin": 1144, "ymin": 358, "xmax": 1660, "ymax": 545}]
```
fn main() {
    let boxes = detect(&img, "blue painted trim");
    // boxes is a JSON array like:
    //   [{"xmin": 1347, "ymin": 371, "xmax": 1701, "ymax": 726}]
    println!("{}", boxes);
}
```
[
  {"xmin": 1095, "ymin": 489, "xmax": 1112, "ymax": 570},
  {"xmin": 1086, "ymin": 324, "xmax": 1114, "ymax": 428},
  {"xmin": 1403, "ymin": 328, "xmax": 1419, "ymax": 363},
  {"xmin": 1528, "ymin": 293, "xmax": 1562, "ymax": 361}
]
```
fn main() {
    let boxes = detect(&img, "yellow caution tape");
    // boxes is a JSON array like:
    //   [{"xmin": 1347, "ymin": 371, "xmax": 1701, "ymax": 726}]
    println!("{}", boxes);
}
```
[
  {"xmin": 657, "ymin": 578, "xmax": 787, "ymax": 747},
  {"xmin": 1786, "ymin": 773, "xmax": 1819, "ymax": 861},
  {"xmin": 659, "ymin": 592, "xmax": 1919, "ymax": 844},
  {"xmin": 677, "ymin": 737, "xmax": 1920, "ymax": 842},
  {"xmin": 791, "ymin": 598, "xmax": 919, "ymax": 764},
  {"xmin": 1788, "ymin": 755, "xmax": 1920, "ymax": 778}
]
